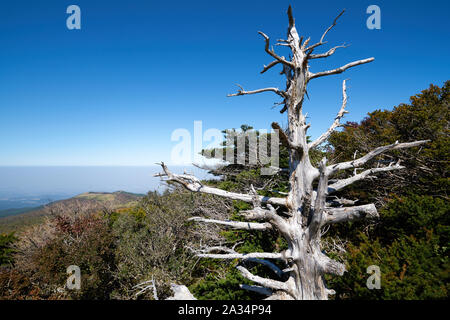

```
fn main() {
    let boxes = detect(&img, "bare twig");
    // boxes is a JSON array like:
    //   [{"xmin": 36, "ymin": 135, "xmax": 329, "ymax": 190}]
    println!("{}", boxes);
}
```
[{"xmin": 308, "ymin": 58, "xmax": 375, "ymax": 80}]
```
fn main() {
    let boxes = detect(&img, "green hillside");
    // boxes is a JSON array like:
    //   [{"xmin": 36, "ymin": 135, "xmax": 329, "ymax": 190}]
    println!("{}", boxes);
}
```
[
  {"xmin": 0, "ymin": 207, "xmax": 38, "ymax": 218},
  {"xmin": 0, "ymin": 191, "xmax": 144, "ymax": 234}
]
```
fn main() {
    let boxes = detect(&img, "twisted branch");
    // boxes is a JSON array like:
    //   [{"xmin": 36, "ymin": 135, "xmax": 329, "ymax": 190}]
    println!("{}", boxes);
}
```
[
  {"xmin": 328, "ymin": 161, "xmax": 405, "ymax": 194},
  {"xmin": 305, "ymin": 9, "xmax": 346, "ymax": 52},
  {"xmin": 326, "ymin": 140, "xmax": 430, "ymax": 175},
  {"xmin": 193, "ymin": 246, "xmax": 287, "ymax": 260},
  {"xmin": 309, "ymin": 44, "xmax": 348, "ymax": 59},
  {"xmin": 227, "ymin": 84, "xmax": 287, "ymax": 98},
  {"xmin": 155, "ymin": 162, "xmax": 287, "ymax": 207},
  {"xmin": 237, "ymin": 265, "xmax": 289, "ymax": 291},
  {"xmin": 188, "ymin": 216, "xmax": 271, "ymax": 231},
  {"xmin": 308, "ymin": 58, "xmax": 375, "ymax": 80},
  {"xmin": 309, "ymin": 80, "xmax": 348, "ymax": 149},
  {"xmin": 258, "ymin": 31, "xmax": 295, "ymax": 69},
  {"xmin": 324, "ymin": 203, "xmax": 379, "ymax": 224}
]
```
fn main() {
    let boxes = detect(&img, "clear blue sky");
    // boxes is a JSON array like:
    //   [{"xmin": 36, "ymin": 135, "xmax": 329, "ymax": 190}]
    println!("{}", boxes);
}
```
[{"xmin": 0, "ymin": 0, "xmax": 449, "ymax": 166}]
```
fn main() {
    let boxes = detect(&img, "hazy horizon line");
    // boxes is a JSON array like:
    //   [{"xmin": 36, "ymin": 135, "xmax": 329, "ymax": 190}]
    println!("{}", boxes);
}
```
[{"xmin": 0, "ymin": 165, "xmax": 200, "ymax": 167}]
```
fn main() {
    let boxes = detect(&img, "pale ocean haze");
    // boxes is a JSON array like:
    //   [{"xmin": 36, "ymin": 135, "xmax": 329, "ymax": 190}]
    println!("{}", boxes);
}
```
[{"xmin": 0, "ymin": 166, "xmax": 212, "ymax": 209}]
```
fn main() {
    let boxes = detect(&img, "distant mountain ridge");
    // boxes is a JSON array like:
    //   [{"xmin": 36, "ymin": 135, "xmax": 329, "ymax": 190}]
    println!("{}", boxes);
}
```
[{"xmin": 0, "ymin": 191, "xmax": 144, "ymax": 234}]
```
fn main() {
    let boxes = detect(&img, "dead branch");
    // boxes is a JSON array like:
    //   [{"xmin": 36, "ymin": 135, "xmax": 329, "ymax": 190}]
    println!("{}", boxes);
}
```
[
  {"xmin": 227, "ymin": 84, "xmax": 287, "ymax": 98},
  {"xmin": 155, "ymin": 162, "xmax": 287, "ymax": 207},
  {"xmin": 309, "ymin": 80, "xmax": 348, "ymax": 148},
  {"xmin": 326, "ymin": 140, "xmax": 430, "ymax": 175},
  {"xmin": 324, "ymin": 203, "xmax": 379, "ymax": 224},
  {"xmin": 308, "ymin": 58, "xmax": 375, "ymax": 80}
]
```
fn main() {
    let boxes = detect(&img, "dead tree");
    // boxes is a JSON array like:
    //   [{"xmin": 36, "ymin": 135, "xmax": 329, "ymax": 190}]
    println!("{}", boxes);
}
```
[{"xmin": 155, "ymin": 6, "xmax": 429, "ymax": 300}]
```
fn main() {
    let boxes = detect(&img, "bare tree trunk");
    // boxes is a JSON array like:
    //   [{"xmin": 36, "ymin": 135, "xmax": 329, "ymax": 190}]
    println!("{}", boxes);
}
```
[{"xmin": 155, "ymin": 6, "xmax": 429, "ymax": 300}]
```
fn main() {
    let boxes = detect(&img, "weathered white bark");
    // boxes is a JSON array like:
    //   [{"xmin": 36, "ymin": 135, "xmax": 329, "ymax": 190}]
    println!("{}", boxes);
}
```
[
  {"xmin": 308, "ymin": 58, "xmax": 374, "ymax": 80},
  {"xmin": 166, "ymin": 284, "xmax": 197, "ymax": 300},
  {"xmin": 325, "ymin": 204, "xmax": 379, "ymax": 224},
  {"xmin": 309, "ymin": 44, "xmax": 347, "ymax": 59},
  {"xmin": 188, "ymin": 217, "xmax": 272, "ymax": 231},
  {"xmin": 328, "ymin": 162, "xmax": 404, "ymax": 193},
  {"xmin": 237, "ymin": 266, "xmax": 290, "ymax": 292},
  {"xmin": 309, "ymin": 80, "xmax": 348, "ymax": 149},
  {"xmin": 155, "ymin": 162, "xmax": 287, "ymax": 207},
  {"xmin": 227, "ymin": 84, "xmax": 287, "ymax": 98},
  {"xmin": 192, "ymin": 245, "xmax": 287, "ymax": 260},
  {"xmin": 155, "ymin": 5, "xmax": 429, "ymax": 300},
  {"xmin": 326, "ymin": 140, "xmax": 429, "ymax": 176}
]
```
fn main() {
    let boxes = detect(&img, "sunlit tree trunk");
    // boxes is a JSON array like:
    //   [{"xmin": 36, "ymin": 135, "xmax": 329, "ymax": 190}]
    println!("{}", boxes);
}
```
[{"xmin": 156, "ymin": 6, "xmax": 429, "ymax": 300}]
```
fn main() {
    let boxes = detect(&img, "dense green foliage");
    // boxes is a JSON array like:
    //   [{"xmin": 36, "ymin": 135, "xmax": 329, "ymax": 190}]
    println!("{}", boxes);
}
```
[
  {"xmin": 328, "ymin": 81, "xmax": 449, "ymax": 199},
  {"xmin": 325, "ymin": 81, "xmax": 449, "ymax": 299},
  {"xmin": 329, "ymin": 195, "xmax": 449, "ymax": 299},
  {"xmin": 0, "ymin": 233, "xmax": 16, "ymax": 266}
]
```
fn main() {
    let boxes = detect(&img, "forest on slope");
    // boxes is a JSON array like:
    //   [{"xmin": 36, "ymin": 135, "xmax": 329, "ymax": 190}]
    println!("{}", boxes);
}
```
[{"xmin": 0, "ymin": 81, "xmax": 448, "ymax": 300}]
